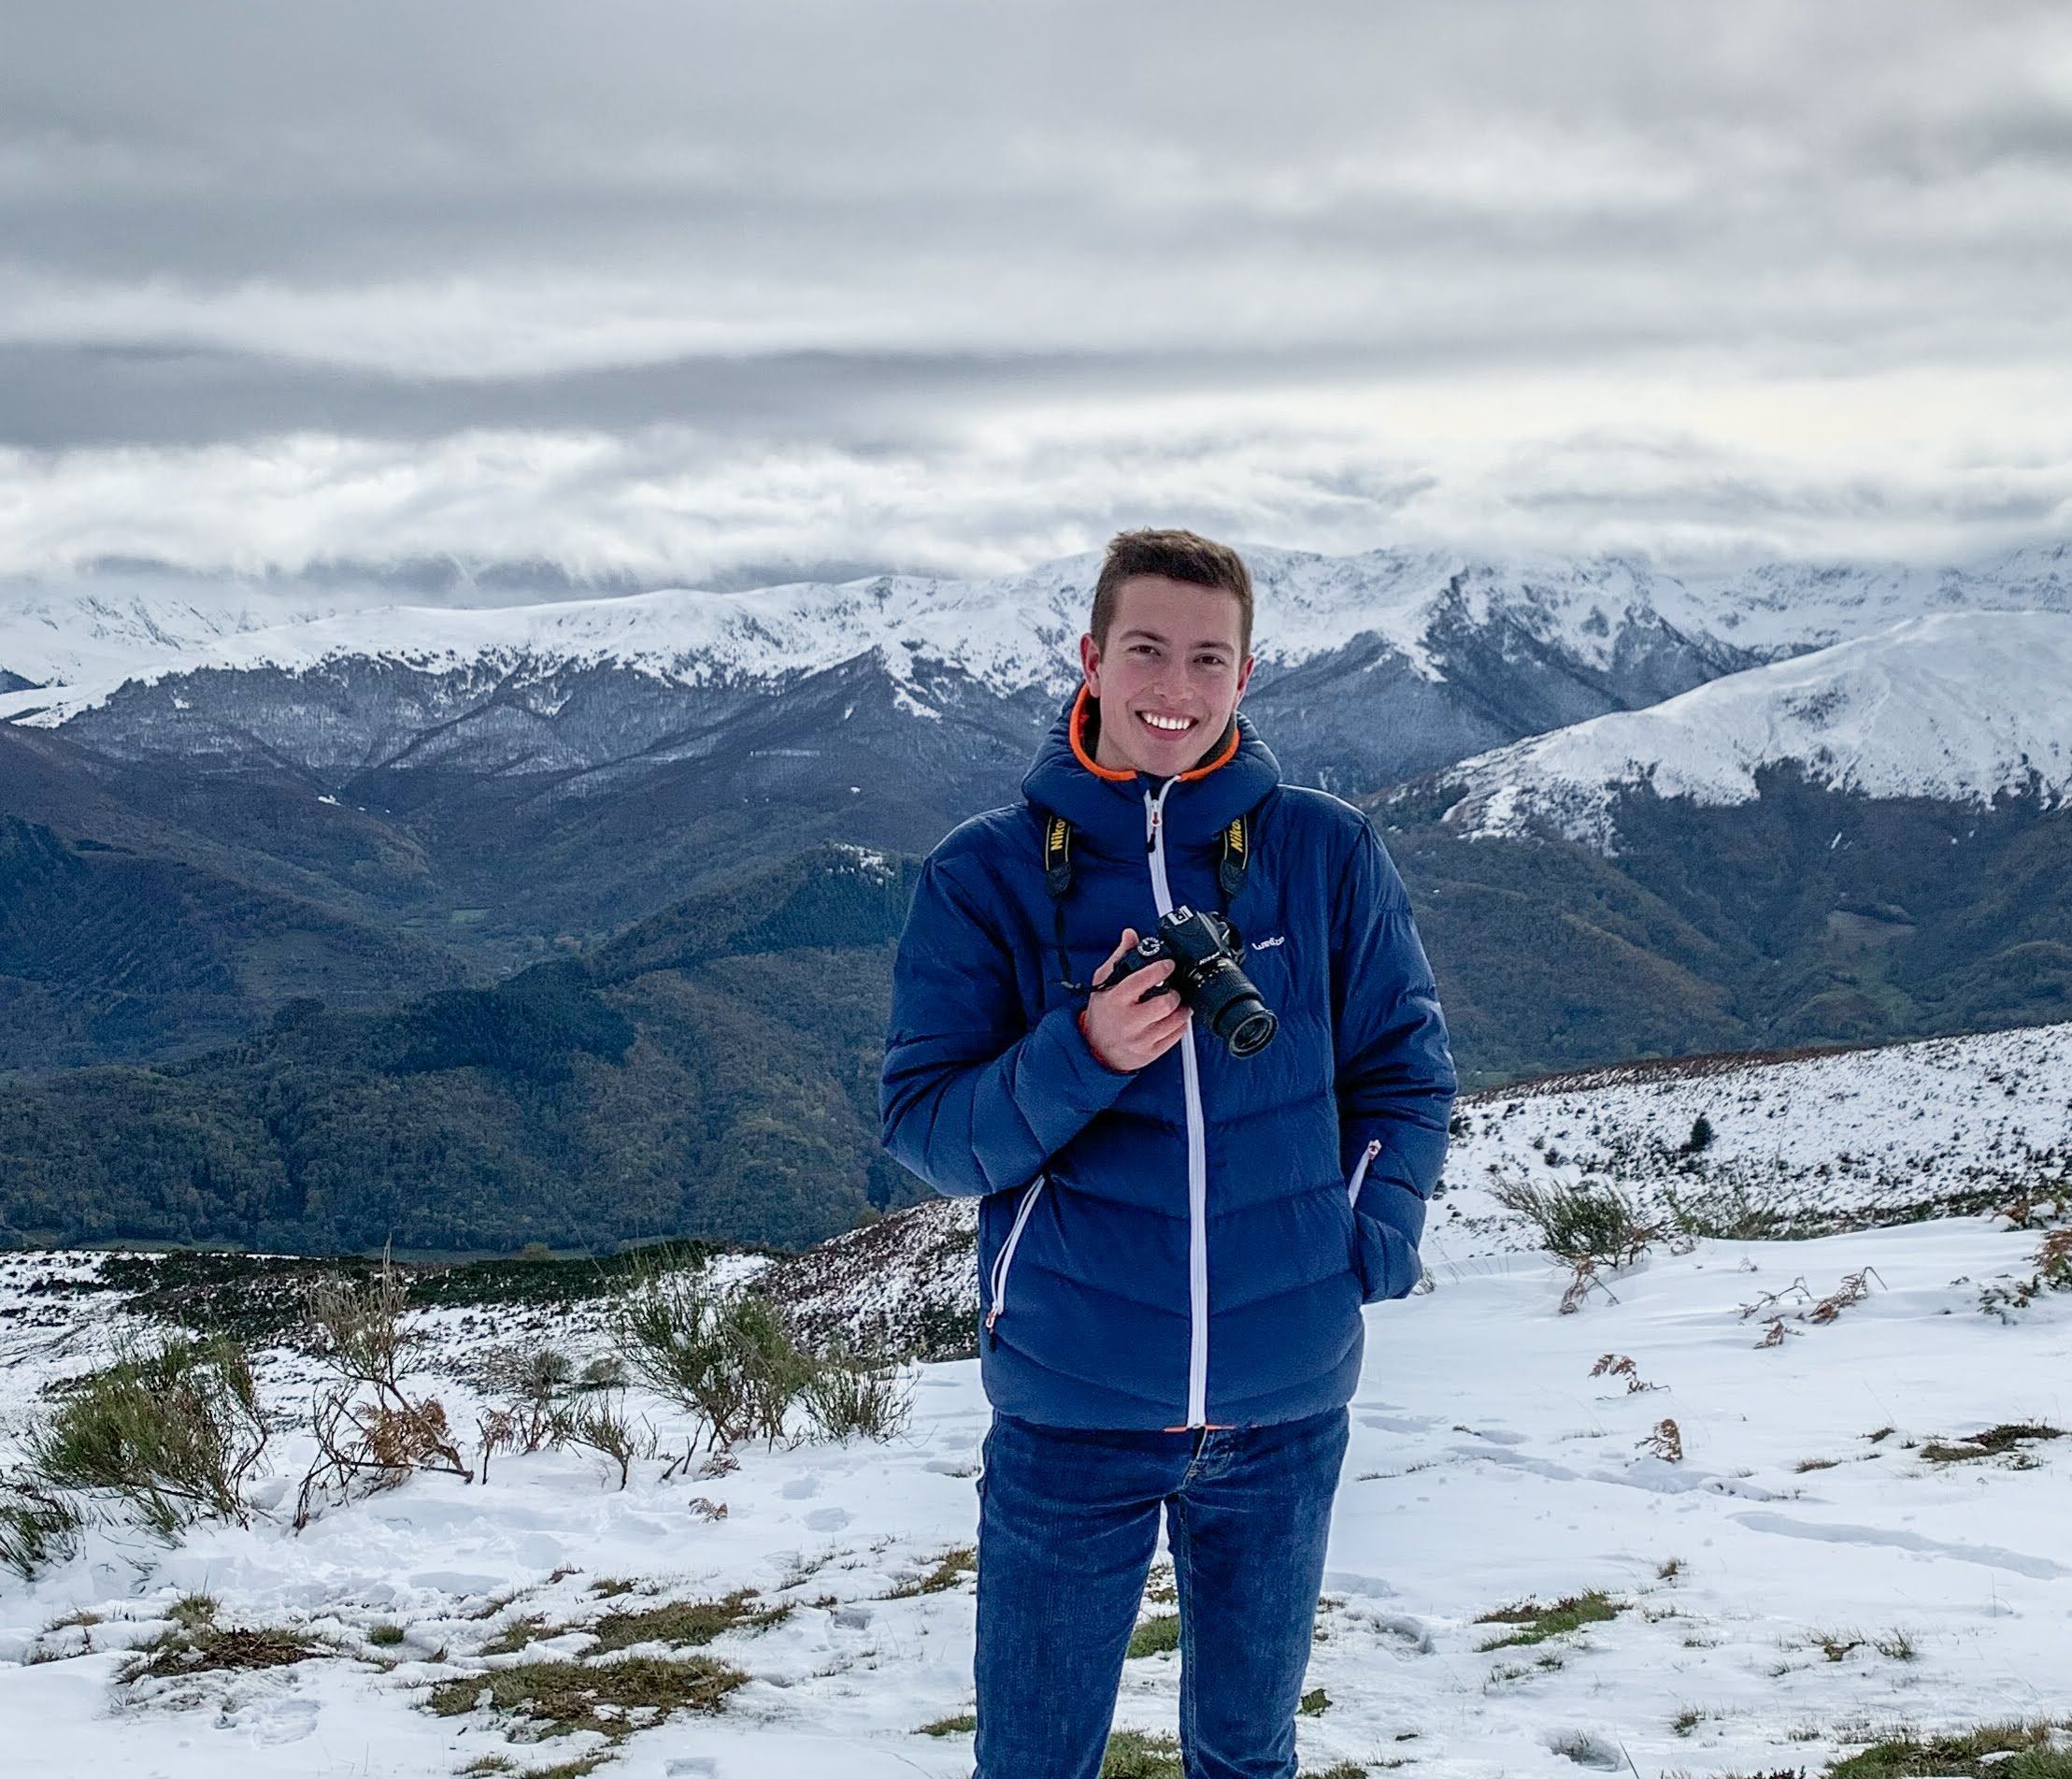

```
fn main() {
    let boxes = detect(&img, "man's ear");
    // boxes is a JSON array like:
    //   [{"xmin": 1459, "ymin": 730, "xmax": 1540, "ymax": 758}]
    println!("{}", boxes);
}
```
[
  {"xmin": 1234, "ymin": 653, "xmax": 1255, "ymax": 703},
  {"xmin": 1079, "ymin": 631, "xmax": 1103, "ymax": 697}
]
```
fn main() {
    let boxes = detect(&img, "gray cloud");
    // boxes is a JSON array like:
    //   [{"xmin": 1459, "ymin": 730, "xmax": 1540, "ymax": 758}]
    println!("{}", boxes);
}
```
[{"xmin": 4, "ymin": 0, "xmax": 2072, "ymax": 583}]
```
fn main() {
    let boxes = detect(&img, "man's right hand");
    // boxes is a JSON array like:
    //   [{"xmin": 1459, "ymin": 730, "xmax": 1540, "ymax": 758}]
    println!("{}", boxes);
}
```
[{"xmin": 1079, "ymin": 927, "xmax": 1192, "ymax": 1071}]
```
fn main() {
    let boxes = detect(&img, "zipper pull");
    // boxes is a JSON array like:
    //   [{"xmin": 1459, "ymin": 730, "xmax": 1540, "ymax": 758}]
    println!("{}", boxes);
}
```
[
  {"xmin": 983, "ymin": 1309, "xmax": 999, "ymax": 1350},
  {"xmin": 1347, "ymin": 1139, "xmax": 1382, "ymax": 1205},
  {"xmin": 1145, "ymin": 800, "xmax": 1162, "ymax": 854}
]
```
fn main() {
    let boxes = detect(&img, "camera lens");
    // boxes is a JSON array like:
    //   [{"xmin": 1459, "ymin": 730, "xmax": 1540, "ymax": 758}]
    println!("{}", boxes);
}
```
[{"xmin": 1226, "ymin": 1007, "xmax": 1278, "ymax": 1058}]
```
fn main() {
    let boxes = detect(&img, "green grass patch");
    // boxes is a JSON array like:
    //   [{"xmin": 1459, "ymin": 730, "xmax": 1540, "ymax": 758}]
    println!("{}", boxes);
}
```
[
  {"xmin": 120, "ymin": 1622, "xmax": 331, "ymax": 1684},
  {"xmin": 1824, "ymin": 1718, "xmax": 2072, "ymax": 1777},
  {"xmin": 1125, "ymin": 1614, "xmax": 1181, "ymax": 1658},
  {"xmin": 920, "ymin": 1712, "xmax": 977, "ymax": 1736},
  {"xmin": 480, "ymin": 1612, "xmax": 551, "ymax": 1656},
  {"xmin": 1103, "ymin": 1731, "xmax": 1184, "ymax": 1778},
  {"xmin": 367, "ymin": 1622, "xmax": 407, "ymax": 1648},
  {"xmin": 168, "ymin": 1591, "xmax": 218, "ymax": 1629},
  {"xmin": 589, "ymin": 1588, "xmax": 789, "ymax": 1653},
  {"xmin": 1917, "ymin": 1423, "xmax": 2065, "ymax": 1466},
  {"xmin": 889, "ymin": 1545, "xmax": 977, "ymax": 1599},
  {"xmin": 1475, "ymin": 1588, "xmax": 1622, "ymax": 1651},
  {"xmin": 1299, "ymin": 1686, "xmax": 1330, "ymax": 1715},
  {"xmin": 426, "ymin": 1654, "xmax": 748, "ymax": 1742}
]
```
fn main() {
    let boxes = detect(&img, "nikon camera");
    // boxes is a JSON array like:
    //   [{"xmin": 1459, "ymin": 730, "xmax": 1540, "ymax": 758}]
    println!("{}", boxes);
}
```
[{"xmin": 1098, "ymin": 906, "xmax": 1278, "ymax": 1059}]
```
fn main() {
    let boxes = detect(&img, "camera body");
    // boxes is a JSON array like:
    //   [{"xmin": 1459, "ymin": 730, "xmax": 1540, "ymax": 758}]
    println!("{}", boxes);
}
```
[{"xmin": 1100, "ymin": 906, "xmax": 1279, "ymax": 1058}]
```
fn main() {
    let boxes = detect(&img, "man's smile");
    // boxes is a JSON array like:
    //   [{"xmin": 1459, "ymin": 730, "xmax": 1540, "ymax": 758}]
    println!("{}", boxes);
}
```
[{"xmin": 1137, "ymin": 710, "xmax": 1197, "ymax": 734}]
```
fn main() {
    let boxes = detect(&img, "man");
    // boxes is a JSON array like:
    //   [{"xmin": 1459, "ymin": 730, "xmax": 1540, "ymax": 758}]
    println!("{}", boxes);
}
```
[{"xmin": 880, "ymin": 528, "xmax": 1455, "ymax": 1779}]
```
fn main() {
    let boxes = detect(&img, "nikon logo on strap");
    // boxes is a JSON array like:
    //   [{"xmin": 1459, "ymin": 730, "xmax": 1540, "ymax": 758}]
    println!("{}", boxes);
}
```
[
  {"xmin": 1040, "ymin": 810, "xmax": 1250, "ymax": 902},
  {"xmin": 1043, "ymin": 816, "xmax": 1074, "ymax": 898}
]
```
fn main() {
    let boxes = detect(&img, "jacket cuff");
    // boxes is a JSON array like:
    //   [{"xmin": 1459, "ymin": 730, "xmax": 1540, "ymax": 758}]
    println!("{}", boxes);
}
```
[
  {"xmin": 1077, "ymin": 1008, "xmax": 1131, "ymax": 1076},
  {"xmin": 1016, "ymin": 1003, "xmax": 1136, "ymax": 1150}
]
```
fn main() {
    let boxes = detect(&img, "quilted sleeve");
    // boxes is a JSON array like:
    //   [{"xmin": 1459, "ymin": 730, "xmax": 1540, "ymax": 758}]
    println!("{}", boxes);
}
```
[
  {"xmin": 1329, "ymin": 817, "xmax": 1458, "ymax": 1301},
  {"xmin": 879, "ymin": 850, "xmax": 1135, "ymax": 1199}
]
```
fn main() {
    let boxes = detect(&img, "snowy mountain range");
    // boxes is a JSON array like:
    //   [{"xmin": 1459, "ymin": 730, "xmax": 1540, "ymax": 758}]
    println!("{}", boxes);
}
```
[
  {"xmin": 7, "ymin": 542, "xmax": 2072, "ymax": 801},
  {"xmin": 3, "ymin": 538, "xmax": 2069, "ymax": 1103}
]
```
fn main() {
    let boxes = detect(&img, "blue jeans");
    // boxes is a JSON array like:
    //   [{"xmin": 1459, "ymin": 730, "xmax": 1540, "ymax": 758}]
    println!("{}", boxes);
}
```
[{"xmin": 972, "ymin": 1405, "xmax": 1350, "ymax": 1779}]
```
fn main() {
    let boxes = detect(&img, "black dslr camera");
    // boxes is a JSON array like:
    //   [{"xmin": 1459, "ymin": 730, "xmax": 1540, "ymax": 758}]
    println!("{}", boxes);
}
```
[{"xmin": 1098, "ymin": 906, "xmax": 1278, "ymax": 1058}]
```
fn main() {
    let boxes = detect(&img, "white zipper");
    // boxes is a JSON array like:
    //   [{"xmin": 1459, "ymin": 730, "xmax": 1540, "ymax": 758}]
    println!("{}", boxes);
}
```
[
  {"xmin": 1145, "ymin": 779, "xmax": 1210, "ymax": 1428},
  {"xmin": 1347, "ymin": 1138, "xmax": 1381, "ymax": 1206},
  {"xmin": 984, "ymin": 1173, "xmax": 1048, "ymax": 1338}
]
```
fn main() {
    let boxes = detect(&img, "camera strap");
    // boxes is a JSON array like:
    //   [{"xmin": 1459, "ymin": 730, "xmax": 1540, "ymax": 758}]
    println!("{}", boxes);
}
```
[{"xmin": 1039, "ymin": 810, "xmax": 1250, "ymax": 993}]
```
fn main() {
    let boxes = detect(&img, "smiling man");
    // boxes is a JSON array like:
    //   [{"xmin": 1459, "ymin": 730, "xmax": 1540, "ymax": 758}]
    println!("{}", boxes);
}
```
[{"xmin": 881, "ymin": 528, "xmax": 1456, "ymax": 1779}]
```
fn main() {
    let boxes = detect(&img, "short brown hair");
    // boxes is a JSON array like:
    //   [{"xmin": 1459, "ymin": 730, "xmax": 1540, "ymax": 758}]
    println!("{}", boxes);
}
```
[{"xmin": 1091, "ymin": 528, "xmax": 1254, "ymax": 658}]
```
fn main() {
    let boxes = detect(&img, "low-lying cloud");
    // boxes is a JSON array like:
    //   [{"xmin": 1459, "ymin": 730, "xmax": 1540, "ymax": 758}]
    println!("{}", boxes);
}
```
[{"xmin": 5, "ymin": 0, "xmax": 2071, "ymax": 586}]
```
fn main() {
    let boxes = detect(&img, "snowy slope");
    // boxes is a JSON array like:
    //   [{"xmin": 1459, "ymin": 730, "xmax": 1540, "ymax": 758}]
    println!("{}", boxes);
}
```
[
  {"xmin": 7, "ymin": 539, "xmax": 2072, "ymax": 729},
  {"xmin": 2, "ymin": 1021, "xmax": 2070, "ymax": 1773},
  {"xmin": 1432, "ymin": 1019, "xmax": 2072, "ymax": 1256},
  {"xmin": 777, "ymin": 1021, "xmax": 2072, "ymax": 1358},
  {"xmin": 1436, "ymin": 610, "xmax": 2072, "ymax": 848},
  {"xmin": 4, "ymin": 1226, "xmax": 2070, "ymax": 1772}
]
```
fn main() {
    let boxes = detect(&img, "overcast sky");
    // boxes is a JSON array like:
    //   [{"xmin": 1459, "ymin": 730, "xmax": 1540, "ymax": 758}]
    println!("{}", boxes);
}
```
[{"xmin": 6, "ymin": 0, "xmax": 2072, "ymax": 592}]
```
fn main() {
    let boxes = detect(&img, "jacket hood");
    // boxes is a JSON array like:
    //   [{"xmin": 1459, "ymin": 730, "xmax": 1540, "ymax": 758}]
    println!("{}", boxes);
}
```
[{"xmin": 1021, "ymin": 684, "xmax": 1281, "ymax": 857}]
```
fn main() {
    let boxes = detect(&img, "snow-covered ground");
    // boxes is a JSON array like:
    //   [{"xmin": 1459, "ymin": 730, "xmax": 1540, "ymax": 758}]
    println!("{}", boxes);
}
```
[
  {"xmin": 1434, "ymin": 1019, "xmax": 2072, "ymax": 1251},
  {"xmin": 3, "ymin": 1223, "xmax": 2069, "ymax": 1776},
  {"xmin": 3, "ymin": 1022, "xmax": 2070, "ymax": 1778}
]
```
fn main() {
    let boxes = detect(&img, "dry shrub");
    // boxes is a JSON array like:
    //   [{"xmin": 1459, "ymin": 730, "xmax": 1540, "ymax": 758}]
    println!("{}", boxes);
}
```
[
  {"xmin": 1741, "ymin": 1269, "xmax": 1881, "ymax": 1345},
  {"xmin": 1981, "ymin": 1228, "xmax": 2072, "ymax": 1321},
  {"xmin": 1590, "ymin": 1354, "xmax": 1659, "ymax": 1394},
  {"xmin": 474, "ymin": 1342, "xmax": 652, "ymax": 1488},
  {"xmin": 295, "ymin": 1260, "xmax": 468, "ymax": 1528},
  {"xmin": 1808, "ymin": 1268, "xmax": 1882, "ymax": 1324},
  {"xmin": 1640, "ymin": 1418, "xmax": 1684, "ymax": 1462}
]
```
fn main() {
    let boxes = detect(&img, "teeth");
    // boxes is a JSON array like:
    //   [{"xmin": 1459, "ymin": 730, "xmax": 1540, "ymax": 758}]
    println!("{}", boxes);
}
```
[{"xmin": 1139, "ymin": 712, "xmax": 1195, "ymax": 732}]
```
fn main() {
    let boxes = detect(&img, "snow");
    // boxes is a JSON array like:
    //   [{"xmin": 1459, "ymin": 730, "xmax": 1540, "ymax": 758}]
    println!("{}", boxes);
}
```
[
  {"xmin": 1434, "ymin": 1019, "xmax": 2072, "ymax": 1244},
  {"xmin": 3, "ymin": 1023, "xmax": 2070, "ymax": 1774},
  {"xmin": 1437, "ymin": 610, "xmax": 2072, "ymax": 847},
  {"xmin": 7, "ymin": 538, "xmax": 2070, "ymax": 730},
  {"xmin": 4, "ymin": 1228, "xmax": 2069, "ymax": 1775}
]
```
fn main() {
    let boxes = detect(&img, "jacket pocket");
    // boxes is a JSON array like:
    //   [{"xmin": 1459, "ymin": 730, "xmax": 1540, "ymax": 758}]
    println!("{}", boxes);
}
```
[
  {"xmin": 985, "ymin": 1172, "xmax": 1048, "ymax": 1347},
  {"xmin": 1345, "ymin": 1138, "xmax": 1380, "ymax": 1207},
  {"xmin": 1344, "ymin": 1140, "xmax": 1381, "ymax": 1296}
]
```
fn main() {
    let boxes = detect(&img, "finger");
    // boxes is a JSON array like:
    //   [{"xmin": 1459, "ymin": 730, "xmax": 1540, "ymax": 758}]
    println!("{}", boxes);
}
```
[
  {"xmin": 1125, "ymin": 992, "xmax": 1192, "ymax": 1035},
  {"xmin": 1091, "ymin": 928, "xmax": 1142, "ymax": 993},
  {"xmin": 1125, "ymin": 961, "xmax": 1177, "ymax": 1004}
]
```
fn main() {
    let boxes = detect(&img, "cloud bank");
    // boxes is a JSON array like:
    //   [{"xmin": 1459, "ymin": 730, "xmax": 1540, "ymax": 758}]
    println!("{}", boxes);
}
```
[{"xmin": 7, "ymin": 0, "xmax": 2072, "ymax": 586}]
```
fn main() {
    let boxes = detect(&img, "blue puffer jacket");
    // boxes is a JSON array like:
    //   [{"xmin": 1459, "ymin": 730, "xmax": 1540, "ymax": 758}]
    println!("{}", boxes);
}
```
[{"xmin": 880, "ymin": 687, "xmax": 1456, "ymax": 1430}]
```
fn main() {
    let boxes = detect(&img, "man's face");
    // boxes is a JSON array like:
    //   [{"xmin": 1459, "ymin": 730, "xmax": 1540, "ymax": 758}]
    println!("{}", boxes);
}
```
[{"xmin": 1079, "ymin": 574, "xmax": 1254, "ymax": 778}]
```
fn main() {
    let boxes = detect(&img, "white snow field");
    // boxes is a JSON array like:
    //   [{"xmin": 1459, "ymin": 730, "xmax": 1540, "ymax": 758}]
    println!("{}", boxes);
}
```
[{"xmin": 3, "ymin": 1029, "xmax": 2070, "ymax": 1776}]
